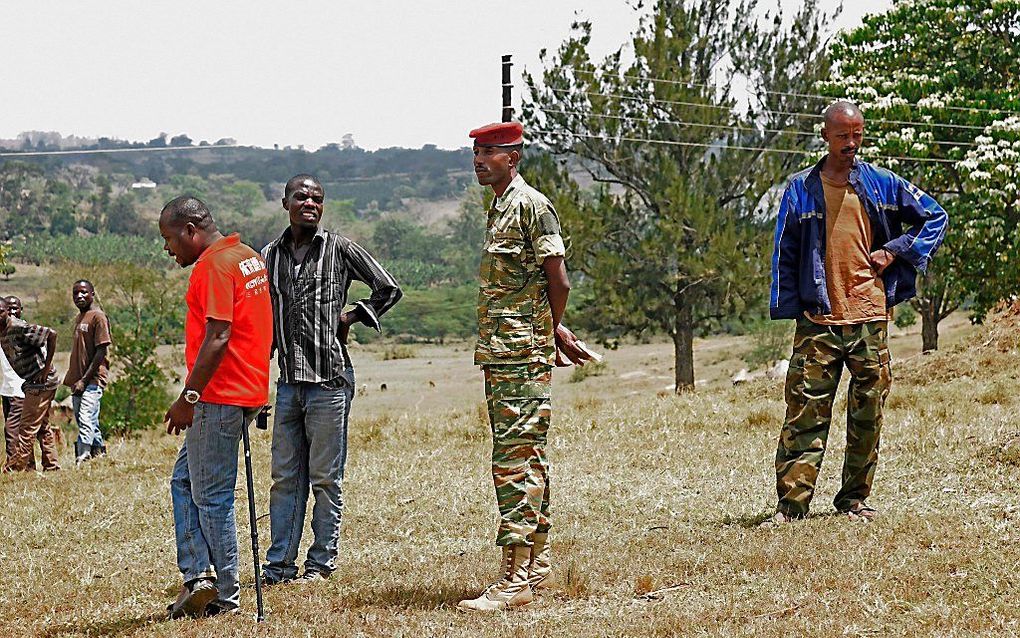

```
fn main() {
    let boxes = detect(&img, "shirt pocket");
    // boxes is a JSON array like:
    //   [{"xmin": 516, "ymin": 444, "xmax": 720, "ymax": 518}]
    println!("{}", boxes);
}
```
[
  {"xmin": 484, "ymin": 299, "xmax": 535, "ymax": 358},
  {"xmin": 481, "ymin": 231, "xmax": 527, "ymax": 286}
]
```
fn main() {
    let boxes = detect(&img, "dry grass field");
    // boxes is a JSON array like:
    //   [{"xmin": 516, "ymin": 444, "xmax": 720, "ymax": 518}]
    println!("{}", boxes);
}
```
[{"xmin": 0, "ymin": 311, "xmax": 1017, "ymax": 638}]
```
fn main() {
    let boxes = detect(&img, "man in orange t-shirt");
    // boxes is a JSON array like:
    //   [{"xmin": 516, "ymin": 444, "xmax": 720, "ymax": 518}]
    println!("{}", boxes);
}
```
[{"xmin": 159, "ymin": 195, "xmax": 272, "ymax": 619}]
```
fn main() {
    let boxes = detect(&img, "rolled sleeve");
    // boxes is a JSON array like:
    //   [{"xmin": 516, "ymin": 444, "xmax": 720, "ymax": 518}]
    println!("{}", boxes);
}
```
[{"xmin": 524, "ymin": 199, "xmax": 566, "ymax": 265}]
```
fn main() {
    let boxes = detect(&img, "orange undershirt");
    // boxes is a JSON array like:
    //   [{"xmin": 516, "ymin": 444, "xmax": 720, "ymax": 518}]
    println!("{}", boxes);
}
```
[{"xmin": 808, "ymin": 174, "xmax": 888, "ymax": 326}]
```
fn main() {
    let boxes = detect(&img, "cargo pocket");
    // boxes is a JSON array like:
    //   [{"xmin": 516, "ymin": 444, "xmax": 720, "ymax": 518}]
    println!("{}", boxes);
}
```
[
  {"xmin": 487, "ymin": 301, "xmax": 535, "ymax": 358},
  {"xmin": 784, "ymin": 352, "xmax": 807, "ymax": 405}
]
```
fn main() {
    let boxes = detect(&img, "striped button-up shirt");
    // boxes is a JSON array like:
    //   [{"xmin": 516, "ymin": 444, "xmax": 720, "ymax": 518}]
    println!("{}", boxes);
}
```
[
  {"xmin": 262, "ymin": 226, "xmax": 402, "ymax": 386},
  {"xmin": 0, "ymin": 317, "xmax": 50, "ymax": 381}
]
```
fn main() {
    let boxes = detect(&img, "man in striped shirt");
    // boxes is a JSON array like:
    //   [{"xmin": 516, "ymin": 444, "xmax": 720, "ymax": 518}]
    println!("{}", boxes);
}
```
[
  {"xmin": 0, "ymin": 297, "xmax": 60, "ymax": 472},
  {"xmin": 261, "ymin": 174, "xmax": 402, "ymax": 585}
]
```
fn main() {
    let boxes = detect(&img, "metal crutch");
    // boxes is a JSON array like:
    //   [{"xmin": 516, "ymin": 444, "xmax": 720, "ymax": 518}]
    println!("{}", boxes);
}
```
[{"xmin": 242, "ymin": 407, "xmax": 270, "ymax": 622}]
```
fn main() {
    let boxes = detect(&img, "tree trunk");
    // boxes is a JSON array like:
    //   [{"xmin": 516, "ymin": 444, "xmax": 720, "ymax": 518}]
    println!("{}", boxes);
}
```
[
  {"xmin": 920, "ymin": 303, "xmax": 940, "ymax": 352},
  {"xmin": 673, "ymin": 294, "xmax": 695, "ymax": 393}
]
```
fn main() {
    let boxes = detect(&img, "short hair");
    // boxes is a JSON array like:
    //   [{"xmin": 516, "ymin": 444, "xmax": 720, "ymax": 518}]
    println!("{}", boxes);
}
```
[
  {"xmin": 161, "ymin": 196, "xmax": 215, "ymax": 230},
  {"xmin": 285, "ymin": 174, "xmax": 323, "ymax": 199},
  {"xmin": 4, "ymin": 295, "xmax": 20, "ymax": 305},
  {"xmin": 73, "ymin": 279, "xmax": 94, "ymax": 292},
  {"xmin": 0, "ymin": 297, "xmax": 7, "ymax": 311},
  {"xmin": 823, "ymin": 101, "xmax": 864, "ymax": 127}
]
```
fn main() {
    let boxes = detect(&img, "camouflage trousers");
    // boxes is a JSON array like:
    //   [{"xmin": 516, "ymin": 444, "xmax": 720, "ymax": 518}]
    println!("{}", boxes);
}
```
[
  {"xmin": 483, "ymin": 363, "xmax": 552, "ymax": 547},
  {"xmin": 774, "ymin": 318, "xmax": 892, "ymax": 516}
]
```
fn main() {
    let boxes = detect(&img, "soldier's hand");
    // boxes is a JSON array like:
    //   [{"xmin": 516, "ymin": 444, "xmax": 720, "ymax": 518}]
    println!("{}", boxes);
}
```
[{"xmin": 554, "ymin": 324, "xmax": 592, "ymax": 367}]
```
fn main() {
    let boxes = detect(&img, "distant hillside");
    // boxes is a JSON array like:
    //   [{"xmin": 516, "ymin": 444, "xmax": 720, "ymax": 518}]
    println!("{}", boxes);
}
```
[{"xmin": 3, "ymin": 132, "xmax": 472, "ymax": 207}]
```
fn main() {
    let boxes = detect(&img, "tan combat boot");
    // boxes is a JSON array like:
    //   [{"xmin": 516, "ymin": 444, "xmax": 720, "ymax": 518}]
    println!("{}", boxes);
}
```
[
  {"xmin": 457, "ymin": 545, "xmax": 534, "ymax": 612},
  {"xmin": 527, "ymin": 532, "xmax": 551, "ymax": 589}
]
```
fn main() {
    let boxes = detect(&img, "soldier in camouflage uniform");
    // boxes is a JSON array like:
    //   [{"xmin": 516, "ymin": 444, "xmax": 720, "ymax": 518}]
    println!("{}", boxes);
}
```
[
  {"xmin": 458, "ymin": 121, "xmax": 591, "ymax": 612},
  {"xmin": 766, "ymin": 102, "xmax": 948, "ymax": 524}
]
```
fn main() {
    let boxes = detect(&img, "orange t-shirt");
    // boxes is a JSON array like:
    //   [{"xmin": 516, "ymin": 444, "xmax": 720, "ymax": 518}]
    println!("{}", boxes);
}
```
[
  {"xmin": 808, "ymin": 174, "xmax": 888, "ymax": 326},
  {"xmin": 185, "ymin": 233, "xmax": 272, "ymax": 407}
]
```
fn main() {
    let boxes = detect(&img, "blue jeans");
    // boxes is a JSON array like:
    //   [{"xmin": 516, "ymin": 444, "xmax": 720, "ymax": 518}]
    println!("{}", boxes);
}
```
[
  {"xmin": 263, "ymin": 374, "xmax": 354, "ymax": 581},
  {"xmin": 72, "ymin": 385, "xmax": 104, "ymax": 449},
  {"xmin": 170, "ymin": 402, "xmax": 258, "ymax": 609}
]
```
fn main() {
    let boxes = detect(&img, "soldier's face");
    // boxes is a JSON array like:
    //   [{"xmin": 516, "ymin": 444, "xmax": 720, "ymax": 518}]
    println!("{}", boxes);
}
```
[{"xmin": 473, "ymin": 145, "xmax": 517, "ymax": 188}]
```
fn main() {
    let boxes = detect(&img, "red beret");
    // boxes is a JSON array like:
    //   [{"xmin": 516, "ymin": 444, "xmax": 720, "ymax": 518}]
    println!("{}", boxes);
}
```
[{"xmin": 469, "ymin": 121, "xmax": 524, "ymax": 147}]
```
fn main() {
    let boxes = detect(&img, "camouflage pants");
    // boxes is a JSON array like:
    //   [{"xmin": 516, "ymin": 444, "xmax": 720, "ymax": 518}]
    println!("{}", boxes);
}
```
[
  {"xmin": 483, "ymin": 363, "xmax": 552, "ymax": 547},
  {"xmin": 774, "ymin": 319, "xmax": 892, "ymax": 516}
]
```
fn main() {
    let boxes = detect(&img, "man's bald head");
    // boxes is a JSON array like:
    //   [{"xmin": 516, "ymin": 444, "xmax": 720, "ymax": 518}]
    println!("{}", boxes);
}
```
[
  {"xmin": 821, "ymin": 100, "xmax": 865, "ymax": 166},
  {"xmin": 823, "ymin": 101, "xmax": 864, "ymax": 128}
]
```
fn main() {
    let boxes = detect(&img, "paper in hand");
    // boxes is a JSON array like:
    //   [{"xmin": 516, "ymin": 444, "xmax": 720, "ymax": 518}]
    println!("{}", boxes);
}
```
[{"xmin": 575, "ymin": 340, "xmax": 604, "ymax": 363}]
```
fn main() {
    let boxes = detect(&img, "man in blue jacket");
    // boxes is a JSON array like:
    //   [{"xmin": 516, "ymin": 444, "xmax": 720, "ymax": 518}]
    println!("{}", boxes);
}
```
[{"xmin": 765, "ymin": 101, "xmax": 948, "ymax": 525}]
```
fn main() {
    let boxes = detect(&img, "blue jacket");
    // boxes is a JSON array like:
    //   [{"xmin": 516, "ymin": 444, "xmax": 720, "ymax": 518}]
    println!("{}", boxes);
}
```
[{"xmin": 770, "ymin": 157, "xmax": 948, "ymax": 320}]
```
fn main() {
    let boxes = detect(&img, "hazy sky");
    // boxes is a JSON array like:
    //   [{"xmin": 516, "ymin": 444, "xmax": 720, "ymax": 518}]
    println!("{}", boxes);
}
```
[{"xmin": 0, "ymin": 0, "xmax": 892, "ymax": 151}]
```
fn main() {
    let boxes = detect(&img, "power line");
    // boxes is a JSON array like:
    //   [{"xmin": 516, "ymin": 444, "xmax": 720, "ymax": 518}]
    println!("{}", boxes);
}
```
[
  {"xmin": 538, "ymin": 107, "xmax": 980, "ymax": 148},
  {"xmin": 544, "ymin": 87, "xmax": 995, "ymax": 132},
  {"xmin": 532, "ymin": 129, "xmax": 961, "ymax": 164},
  {"xmin": 0, "ymin": 145, "xmax": 243, "ymax": 158},
  {"xmin": 565, "ymin": 67, "xmax": 1020, "ymax": 117}
]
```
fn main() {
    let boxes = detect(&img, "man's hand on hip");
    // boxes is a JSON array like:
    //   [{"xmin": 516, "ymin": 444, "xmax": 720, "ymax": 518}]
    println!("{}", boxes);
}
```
[{"xmin": 870, "ymin": 248, "xmax": 895, "ymax": 275}]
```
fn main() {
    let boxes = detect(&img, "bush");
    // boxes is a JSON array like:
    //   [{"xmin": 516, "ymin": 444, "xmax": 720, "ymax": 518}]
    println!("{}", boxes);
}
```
[
  {"xmin": 102, "ymin": 328, "xmax": 173, "ymax": 436},
  {"xmin": 895, "ymin": 304, "xmax": 918, "ymax": 329},
  {"xmin": 569, "ymin": 359, "xmax": 608, "ymax": 383},
  {"xmin": 381, "ymin": 344, "xmax": 418, "ymax": 360},
  {"xmin": 0, "ymin": 264, "xmax": 14, "ymax": 280},
  {"xmin": 743, "ymin": 317, "xmax": 794, "ymax": 370}
]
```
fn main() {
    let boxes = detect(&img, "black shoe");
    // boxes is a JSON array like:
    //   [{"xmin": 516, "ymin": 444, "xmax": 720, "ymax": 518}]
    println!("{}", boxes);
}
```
[{"xmin": 205, "ymin": 602, "xmax": 240, "ymax": 617}]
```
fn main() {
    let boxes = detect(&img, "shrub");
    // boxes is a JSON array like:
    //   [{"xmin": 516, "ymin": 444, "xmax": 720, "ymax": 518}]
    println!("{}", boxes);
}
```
[
  {"xmin": 743, "ymin": 317, "xmax": 794, "ymax": 369},
  {"xmin": 103, "ymin": 328, "xmax": 173, "ymax": 436},
  {"xmin": 569, "ymin": 359, "xmax": 608, "ymax": 383},
  {"xmin": 382, "ymin": 344, "xmax": 418, "ymax": 360},
  {"xmin": 895, "ymin": 304, "xmax": 918, "ymax": 329}
]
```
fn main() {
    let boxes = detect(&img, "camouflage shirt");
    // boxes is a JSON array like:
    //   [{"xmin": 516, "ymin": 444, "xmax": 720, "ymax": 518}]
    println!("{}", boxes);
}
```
[{"xmin": 475, "ymin": 174, "xmax": 566, "ymax": 366}]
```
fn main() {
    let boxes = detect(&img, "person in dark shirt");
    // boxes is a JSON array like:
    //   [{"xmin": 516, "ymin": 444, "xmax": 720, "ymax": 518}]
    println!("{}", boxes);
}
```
[
  {"xmin": 260, "ymin": 174, "xmax": 402, "ymax": 585},
  {"xmin": 63, "ymin": 280, "xmax": 112, "ymax": 464}
]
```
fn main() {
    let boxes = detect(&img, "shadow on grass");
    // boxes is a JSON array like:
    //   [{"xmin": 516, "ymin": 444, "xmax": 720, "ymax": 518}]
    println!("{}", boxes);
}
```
[
  {"xmin": 38, "ymin": 612, "xmax": 163, "ymax": 638},
  {"xmin": 341, "ymin": 582, "xmax": 476, "ymax": 610},
  {"xmin": 723, "ymin": 510, "xmax": 845, "ymax": 529}
]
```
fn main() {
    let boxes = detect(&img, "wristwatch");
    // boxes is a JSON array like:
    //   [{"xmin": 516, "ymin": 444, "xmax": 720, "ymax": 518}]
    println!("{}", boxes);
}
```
[{"xmin": 183, "ymin": 389, "xmax": 201, "ymax": 405}]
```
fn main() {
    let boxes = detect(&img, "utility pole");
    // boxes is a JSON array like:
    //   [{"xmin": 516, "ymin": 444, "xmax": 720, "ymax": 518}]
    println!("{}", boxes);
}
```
[{"xmin": 501, "ymin": 54, "xmax": 514, "ymax": 122}]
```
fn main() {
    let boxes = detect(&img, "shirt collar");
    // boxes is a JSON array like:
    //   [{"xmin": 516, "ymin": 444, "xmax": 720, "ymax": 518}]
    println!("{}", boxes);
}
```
[
  {"xmin": 197, "ymin": 233, "xmax": 240, "ymax": 263},
  {"xmin": 492, "ymin": 173, "xmax": 526, "ymax": 213},
  {"xmin": 279, "ymin": 225, "xmax": 328, "ymax": 249}
]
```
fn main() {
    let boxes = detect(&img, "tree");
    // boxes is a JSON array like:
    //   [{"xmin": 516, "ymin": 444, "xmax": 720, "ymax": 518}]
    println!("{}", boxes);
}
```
[
  {"xmin": 522, "ymin": 0, "xmax": 834, "ymax": 391},
  {"xmin": 820, "ymin": 0, "xmax": 1020, "ymax": 350},
  {"xmin": 224, "ymin": 180, "xmax": 264, "ymax": 217},
  {"xmin": 37, "ymin": 262, "xmax": 185, "ymax": 435},
  {"xmin": 106, "ymin": 192, "xmax": 151, "ymax": 236}
]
